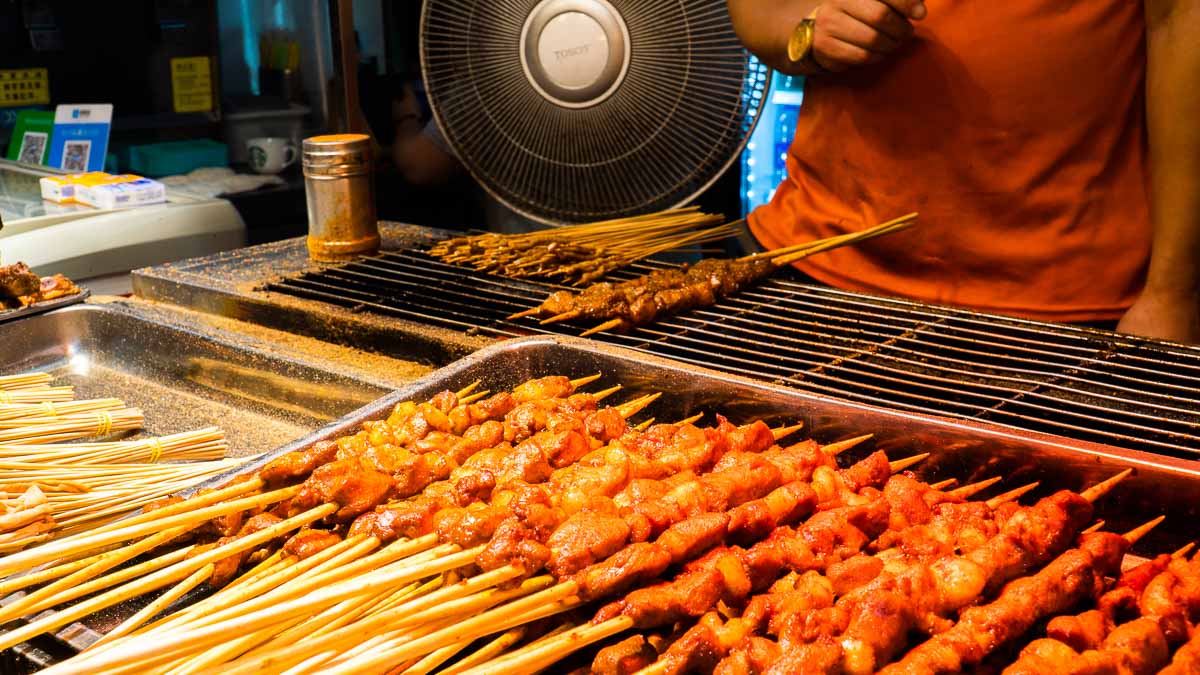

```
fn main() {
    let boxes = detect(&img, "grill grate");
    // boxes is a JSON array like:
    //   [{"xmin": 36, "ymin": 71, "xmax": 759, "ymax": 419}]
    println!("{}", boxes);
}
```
[{"xmin": 263, "ymin": 251, "xmax": 1200, "ymax": 458}]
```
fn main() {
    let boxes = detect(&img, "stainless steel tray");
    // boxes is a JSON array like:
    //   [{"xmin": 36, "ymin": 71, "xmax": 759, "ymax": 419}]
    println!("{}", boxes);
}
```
[
  {"xmin": 0, "ymin": 302, "xmax": 404, "ymax": 457},
  {"xmin": 15, "ymin": 335, "xmax": 1200, "ymax": 664}
]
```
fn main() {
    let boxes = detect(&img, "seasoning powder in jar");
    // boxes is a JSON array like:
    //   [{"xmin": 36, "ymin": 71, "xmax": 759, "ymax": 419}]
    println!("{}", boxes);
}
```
[{"xmin": 302, "ymin": 134, "xmax": 380, "ymax": 262}]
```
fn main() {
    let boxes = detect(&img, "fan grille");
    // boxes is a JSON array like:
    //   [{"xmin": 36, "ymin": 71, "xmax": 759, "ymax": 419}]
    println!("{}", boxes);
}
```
[{"xmin": 421, "ymin": 0, "xmax": 770, "ymax": 224}]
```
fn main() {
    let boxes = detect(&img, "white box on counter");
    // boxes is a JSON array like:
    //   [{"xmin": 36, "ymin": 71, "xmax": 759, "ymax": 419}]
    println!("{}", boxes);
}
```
[{"xmin": 76, "ymin": 177, "xmax": 166, "ymax": 210}]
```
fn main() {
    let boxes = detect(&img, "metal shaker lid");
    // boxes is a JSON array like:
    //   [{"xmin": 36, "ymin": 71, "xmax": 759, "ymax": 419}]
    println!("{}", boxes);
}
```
[{"xmin": 303, "ymin": 133, "xmax": 372, "ymax": 176}]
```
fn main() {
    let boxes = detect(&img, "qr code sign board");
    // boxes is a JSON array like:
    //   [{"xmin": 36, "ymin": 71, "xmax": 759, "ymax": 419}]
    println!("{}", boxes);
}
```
[{"xmin": 0, "ymin": 69, "xmax": 50, "ymax": 107}]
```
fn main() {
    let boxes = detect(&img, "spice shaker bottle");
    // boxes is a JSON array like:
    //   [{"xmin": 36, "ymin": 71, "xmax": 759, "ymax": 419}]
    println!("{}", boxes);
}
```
[{"xmin": 302, "ymin": 133, "xmax": 380, "ymax": 261}]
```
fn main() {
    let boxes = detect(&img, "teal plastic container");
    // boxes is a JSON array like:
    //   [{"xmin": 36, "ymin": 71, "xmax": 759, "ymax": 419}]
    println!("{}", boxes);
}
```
[{"xmin": 127, "ymin": 139, "xmax": 229, "ymax": 177}]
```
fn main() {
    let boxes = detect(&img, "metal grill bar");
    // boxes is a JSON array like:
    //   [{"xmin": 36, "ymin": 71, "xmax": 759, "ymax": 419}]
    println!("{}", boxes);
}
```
[{"xmin": 263, "ymin": 251, "xmax": 1200, "ymax": 458}]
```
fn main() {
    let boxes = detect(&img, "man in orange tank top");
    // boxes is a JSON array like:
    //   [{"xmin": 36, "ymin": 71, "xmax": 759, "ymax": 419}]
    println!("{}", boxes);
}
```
[{"xmin": 728, "ymin": 0, "xmax": 1200, "ymax": 342}]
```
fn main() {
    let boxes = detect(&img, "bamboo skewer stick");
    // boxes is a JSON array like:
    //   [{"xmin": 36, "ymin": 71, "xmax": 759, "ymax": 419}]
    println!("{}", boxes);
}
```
[
  {"xmin": 819, "ymin": 433, "xmax": 874, "ymax": 455},
  {"xmin": 947, "ymin": 476, "xmax": 1003, "ymax": 500},
  {"xmin": 0, "ymin": 386, "xmax": 74, "ymax": 404},
  {"xmin": 113, "ymin": 534, "xmax": 383, "ymax": 644},
  {"xmin": 458, "ymin": 617, "xmax": 634, "ymax": 675},
  {"xmin": 984, "ymin": 482, "xmax": 1041, "ymax": 509},
  {"xmin": 0, "ymin": 408, "xmax": 142, "ymax": 445},
  {"xmin": 438, "ymin": 626, "xmax": 528, "ymax": 675},
  {"xmin": 0, "ymin": 524, "xmax": 198, "ymax": 623},
  {"xmin": 0, "ymin": 427, "xmax": 227, "ymax": 463},
  {"xmin": 45, "ymin": 545, "xmax": 491, "ymax": 675},
  {"xmin": 0, "ymin": 398, "xmax": 124, "ymax": 422},
  {"xmin": 1082, "ymin": 469, "xmax": 1133, "ymax": 503},
  {"xmin": 107, "ymin": 537, "xmax": 448, "ymax": 659},
  {"xmin": 0, "ymin": 372, "xmax": 53, "ymax": 390},
  {"xmin": 0, "ymin": 503, "xmax": 337, "ymax": 653},
  {"xmin": 90, "ymin": 563, "xmax": 215, "ymax": 647},
  {"xmin": 0, "ymin": 483, "xmax": 297, "ymax": 577}
]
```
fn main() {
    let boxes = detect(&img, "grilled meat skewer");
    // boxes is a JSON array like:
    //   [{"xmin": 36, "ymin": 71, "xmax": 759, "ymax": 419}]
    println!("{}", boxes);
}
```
[{"xmin": 509, "ymin": 214, "xmax": 917, "ymax": 335}]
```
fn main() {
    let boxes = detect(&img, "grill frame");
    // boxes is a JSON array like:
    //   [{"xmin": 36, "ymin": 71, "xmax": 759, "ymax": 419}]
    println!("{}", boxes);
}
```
[{"xmin": 261, "ymin": 249, "xmax": 1200, "ymax": 459}]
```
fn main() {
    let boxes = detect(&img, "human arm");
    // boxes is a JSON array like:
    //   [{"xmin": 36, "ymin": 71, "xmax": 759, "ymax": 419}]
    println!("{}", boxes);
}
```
[
  {"xmin": 1116, "ymin": 0, "xmax": 1200, "ymax": 342},
  {"xmin": 725, "ymin": 0, "xmax": 926, "ymax": 75}
]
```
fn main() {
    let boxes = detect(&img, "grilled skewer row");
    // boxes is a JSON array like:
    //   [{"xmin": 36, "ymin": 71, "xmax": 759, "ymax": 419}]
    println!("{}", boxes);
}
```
[
  {"xmin": 450, "ymin": 470, "xmax": 1137, "ymax": 674},
  {"xmin": 510, "ymin": 214, "xmax": 918, "ymax": 335}
]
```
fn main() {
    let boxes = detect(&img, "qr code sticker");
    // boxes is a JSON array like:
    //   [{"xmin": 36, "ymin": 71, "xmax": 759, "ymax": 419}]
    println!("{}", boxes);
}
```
[
  {"xmin": 62, "ymin": 139, "xmax": 91, "ymax": 172},
  {"xmin": 17, "ymin": 131, "xmax": 47, "ymax": 164}
]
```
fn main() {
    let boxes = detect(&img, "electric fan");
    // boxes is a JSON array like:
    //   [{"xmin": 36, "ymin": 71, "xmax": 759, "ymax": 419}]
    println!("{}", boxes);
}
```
[{"xmin": 421, "ymin": 0, "xmax": 771, "ymax": 224}]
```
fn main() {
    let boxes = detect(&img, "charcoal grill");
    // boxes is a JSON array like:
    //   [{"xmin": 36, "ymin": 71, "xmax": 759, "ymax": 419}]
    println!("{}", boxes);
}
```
[{"xmin": 258, "ymin": 248, "xmax": 1200, "ymax": 459}]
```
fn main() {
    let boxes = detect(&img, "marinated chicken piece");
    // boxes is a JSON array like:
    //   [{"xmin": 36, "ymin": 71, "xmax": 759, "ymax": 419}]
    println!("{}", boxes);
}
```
[
  {"xmin": 592, "ymin": 635, "xmax": 659, "ymax": 675},
  {"xmin": 206, "ymin": 513, "xmax": 285, "ymax": 587},
  {"xmin": 1006, "ymin": 638, "xmax": 1081, "ymax": 674},
  {"xmin": 260, "ymin": 440, "xmax": 339, "ymax": 487},
  {"xmin": 434, "ymin": 503, "xmax": 511, "ymax": 548},
  {"xmin": 293, "ymin": 458, "xmax": 393, "ymax": 522},
  {"xmin": 476, "ymin": 519, "xmax": 550, "ymax": 573},
  {"xmin": 453, "ymin": 470, "xmax": 497, "ymax": 506},
  {"xmin": 546, "ymin": 512, "xmax": 632, "ymax": 577},
  {"xmin": 575, "ymin": 543, "xmax": 673, "ymax": 602},
  {"xmin": 727, "ymin": 480, "xmax": 818, "ymax": 546},
  {"xmin": 349, "ymin": 500, "xmax": 437, "ymax": 542},
  {"xmin": 448, "ymin": 419, "xmax": 505, "ymax": 464},
  {"xmin": 655, "ymin": 512, "xmax": 730, "ymax": 563},
  {"xmin": 1137, "ymin": 556, "xmax": 1200, "ymax": 642},
  {"xmin": 510, "ymin": 375, "xmax": 573, "ymax": 403},
  {"xmin": 1046, "ymin": 609, "xmax": 1110, "ymax": 652},
  {"xmin": 283, "ymin": 529, "xmax": 343, "ymax": 560},
  {"xmin": 448, "ymin": 392, "xmax": 515, "ymax": 436}
]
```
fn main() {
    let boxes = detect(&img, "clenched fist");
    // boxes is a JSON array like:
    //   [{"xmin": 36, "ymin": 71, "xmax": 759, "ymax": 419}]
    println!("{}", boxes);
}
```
[{"xmin": 810, "ymin": 0, "xmax": 926, "ymax": 72}]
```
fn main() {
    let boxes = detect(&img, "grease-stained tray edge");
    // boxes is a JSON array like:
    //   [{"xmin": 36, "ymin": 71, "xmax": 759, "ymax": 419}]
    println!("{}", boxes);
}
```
[{"xmin": 0, "ymin": 289, "xmax": 88, "ymax": 326}]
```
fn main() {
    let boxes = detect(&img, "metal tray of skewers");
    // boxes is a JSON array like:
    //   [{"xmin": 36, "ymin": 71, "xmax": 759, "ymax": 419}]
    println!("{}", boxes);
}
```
[{"xmin": 6, "ymin": 335, "xmax": 1200, "ymax": 672}]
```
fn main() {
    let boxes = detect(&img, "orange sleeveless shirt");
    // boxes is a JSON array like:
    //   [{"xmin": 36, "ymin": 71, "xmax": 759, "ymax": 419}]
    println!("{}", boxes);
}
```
[{"xmin": 748, "ymin": 1, "xmax": 1150, "ymax": 322}]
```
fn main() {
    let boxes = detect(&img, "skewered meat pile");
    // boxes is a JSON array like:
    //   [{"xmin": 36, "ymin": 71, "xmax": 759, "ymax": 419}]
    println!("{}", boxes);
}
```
[
  {"xmin": 429, "ymin": 208, "xmax": 734, "ymax": 285},
  {"xmin": 1, "ymin": 374, "xmax": 1190, "ymax": 675},
  {"xmin": 511, "ymin": 214, "xmax": 917, "ymax": 336},
  {"xmin": 0, "ymin": 261, "xmax": 80, "ymax": 309}
]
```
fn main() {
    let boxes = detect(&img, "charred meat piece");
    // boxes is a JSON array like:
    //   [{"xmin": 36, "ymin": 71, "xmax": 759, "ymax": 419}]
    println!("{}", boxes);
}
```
[{"xmin": 0, "ymin": 263, "xmax": 41, "ymax": 299}]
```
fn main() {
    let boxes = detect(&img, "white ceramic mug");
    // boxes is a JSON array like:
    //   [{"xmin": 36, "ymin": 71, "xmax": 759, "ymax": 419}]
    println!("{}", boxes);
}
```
[{"xmin": 247, "ymin": 137, "xmax": 298, "ymax": 174}]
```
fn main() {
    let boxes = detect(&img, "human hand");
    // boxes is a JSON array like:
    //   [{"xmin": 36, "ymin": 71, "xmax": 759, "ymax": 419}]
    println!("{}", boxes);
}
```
[
  {"xmin": 811, "ymin": 0, "xmax": 926, "ymax": 72},
  {"xmin": 1116, "ymin": 289, "xmax": 1200, "ymax": 344}
]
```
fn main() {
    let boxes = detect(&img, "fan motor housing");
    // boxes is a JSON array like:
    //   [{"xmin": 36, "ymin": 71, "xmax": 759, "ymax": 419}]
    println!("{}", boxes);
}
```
[{"xmin": 520, "ymin": 0, "xmax": 631, "ymax": 109}]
